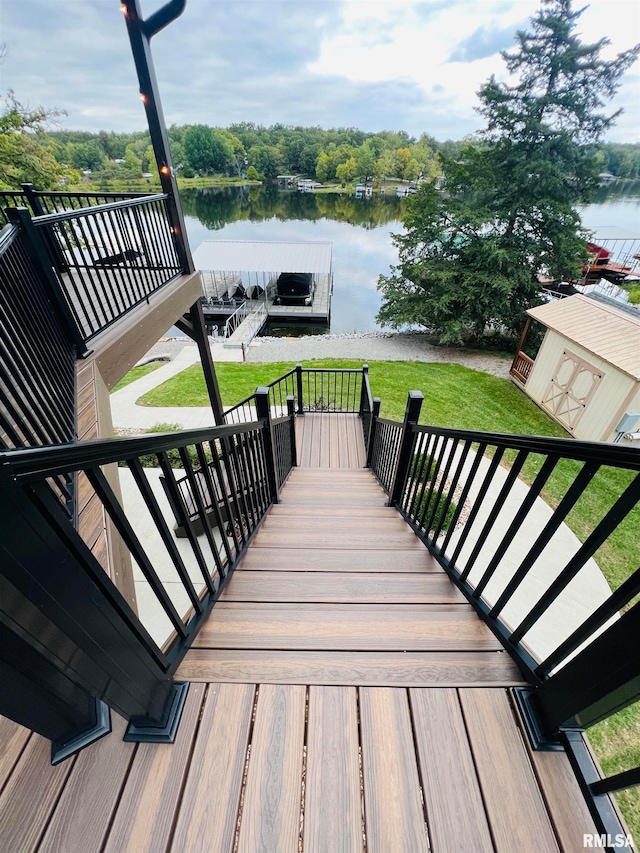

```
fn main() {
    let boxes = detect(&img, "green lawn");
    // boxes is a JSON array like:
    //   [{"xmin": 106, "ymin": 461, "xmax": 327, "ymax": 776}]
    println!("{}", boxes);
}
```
[
  {"xmin": 132, "ymin": 356, "xmax": 640, "ymax": 835},
  {"xmin": 136, "ymin": 357, "xmax": 639, "ymax": 592},
  {"xmin": 110, "ymin": 362, "xmax": 162, "ymax": 393}
]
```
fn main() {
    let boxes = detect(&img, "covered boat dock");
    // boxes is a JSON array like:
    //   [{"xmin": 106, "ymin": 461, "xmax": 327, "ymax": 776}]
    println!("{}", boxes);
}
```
[{"xmin": 193, "ymin": 240, "xmax": 333, "ymax": 344}]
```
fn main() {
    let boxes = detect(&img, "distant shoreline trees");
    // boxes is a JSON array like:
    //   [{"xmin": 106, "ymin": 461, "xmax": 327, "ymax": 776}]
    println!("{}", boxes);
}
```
[{"xmin": 2, "ymin": 101, "xmax": 639, "ymax": 191}]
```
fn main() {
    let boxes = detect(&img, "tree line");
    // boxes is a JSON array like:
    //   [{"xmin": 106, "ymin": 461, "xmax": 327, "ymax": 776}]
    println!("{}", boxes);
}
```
[{"xmin": 1, "ymin": 92, "xmax": 639, "ymax": 192}]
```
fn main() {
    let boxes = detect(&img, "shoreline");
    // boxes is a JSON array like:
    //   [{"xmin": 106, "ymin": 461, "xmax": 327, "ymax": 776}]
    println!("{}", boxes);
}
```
[{"xmin": 146, "ymin": 331, "xmax": 512, "ymax": 379}]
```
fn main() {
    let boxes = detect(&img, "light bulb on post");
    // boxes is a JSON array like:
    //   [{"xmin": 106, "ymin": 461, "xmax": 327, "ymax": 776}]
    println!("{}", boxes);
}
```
[
  {"xmin": 139, "ymin": 93, "xmax": 148, "ymax": 104},
  {"xmin": 160, "ymin": 165, "xmax": 170, "ymax": 176},
  {"xmin": 120, "ymin": 3, "xmax": 127, "ymax": 14}
]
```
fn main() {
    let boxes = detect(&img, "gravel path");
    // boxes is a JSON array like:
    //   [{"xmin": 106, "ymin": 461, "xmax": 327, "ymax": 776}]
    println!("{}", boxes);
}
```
[
  {"xmin": 146, "ymin": 332, "xmax": 512, "ymax": 379},
  {"xmin": 246, "ymin": 332, "xmax": 512, "ymax": 378}
]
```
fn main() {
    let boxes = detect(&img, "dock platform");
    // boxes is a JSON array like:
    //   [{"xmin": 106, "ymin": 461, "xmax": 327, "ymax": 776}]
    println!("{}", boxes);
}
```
[{"xmin": 194, "ymin": 240, "xmax": 333, "ymax": 340}]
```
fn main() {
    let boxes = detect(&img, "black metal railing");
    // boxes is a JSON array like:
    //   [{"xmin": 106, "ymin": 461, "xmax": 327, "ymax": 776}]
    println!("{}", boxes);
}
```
[
  {"xmin": 368, "ymin": 388, "xmax": 640, "ymax": 833},
  {"xmin": 223, "ymin": 367, "xmax": 297, "ymax": 425},
  {"xmin": 31, "ymin": 190, "xmax": 153, "ymax": 215},
  {"xmin": 0, "ymin": 184, "xmax": 150, "ymax": 221},
  {"xmin": 297, "ymin": 366, "xmax": 364, "ymax": 413},
  {"xmin": 0, "ymin": 221, "xmax": 76, "ymax": 516},
  {"xmin": 0, "ymin": 191, "xmax": 30, "ymax": 223},
  {"xmin": 272, "ymin": 397, "xmax": 297, "ymax": 490},
  {"xmin": 369, "ymin": 417, "xmax": 403, "ymax": 493},
  {"xmin": 223, "ymin": 364, "xmax": 370, "ymax": 425},
  {"xmin": 31, "ymin": 194, "xmax": 181, "ymax": 341},
  {"xmin": 360, "ymin": 365, "xmax": 375, "ymax": 452},
  {"xmin": 0, "ymin": 413, "xmax": 282, "ymax": 756}
]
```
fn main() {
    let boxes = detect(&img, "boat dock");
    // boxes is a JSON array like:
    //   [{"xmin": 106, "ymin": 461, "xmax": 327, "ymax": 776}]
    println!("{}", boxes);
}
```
[{"xmin": 193, "ymin": 240, "xmax": 333, "ymax": 347}]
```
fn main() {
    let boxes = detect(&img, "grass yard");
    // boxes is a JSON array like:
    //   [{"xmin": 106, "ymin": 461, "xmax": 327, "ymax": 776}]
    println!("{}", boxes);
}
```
[
  {"xmin": 110, "ymin": 362, "xmax": 162, "ymax": 393},
  {"xmin": 131, "ymin": 356, "xmax": 640, "ymax": 835},
  {"xmin": 135, "ymin": 357, "xmax": 638, "ymax": 591}
]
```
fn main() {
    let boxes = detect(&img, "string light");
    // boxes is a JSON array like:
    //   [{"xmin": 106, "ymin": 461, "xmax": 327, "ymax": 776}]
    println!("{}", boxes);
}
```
[
  {"xmin": 160, "ymin": 165, "xmax": 170, "ymax": 176},
  {"xmin": 120, "ymin": 3, "xmax": 127, "ymax": 14},
  {"xmin": 139, "ymin": 93, "xmax": 148, "ymax": 104}
]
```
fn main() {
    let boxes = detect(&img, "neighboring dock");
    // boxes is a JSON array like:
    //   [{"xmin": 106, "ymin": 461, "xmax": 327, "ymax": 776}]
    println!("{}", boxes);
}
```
[{"xmin": 193, "ymin": 240, "xmax": 333, "ymax": 347}]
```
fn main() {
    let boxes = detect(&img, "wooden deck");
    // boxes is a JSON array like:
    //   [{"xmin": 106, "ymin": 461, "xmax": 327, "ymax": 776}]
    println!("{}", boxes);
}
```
[{"xmin": 0, "ymin": 414, "xmax": 600, "ymax": 851}]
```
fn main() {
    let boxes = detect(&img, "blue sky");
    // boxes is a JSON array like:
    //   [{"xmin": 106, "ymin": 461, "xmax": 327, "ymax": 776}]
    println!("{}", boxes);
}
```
[{"xmin": 1, "ymin": 0, "xmax": 639, "ymax": 142}]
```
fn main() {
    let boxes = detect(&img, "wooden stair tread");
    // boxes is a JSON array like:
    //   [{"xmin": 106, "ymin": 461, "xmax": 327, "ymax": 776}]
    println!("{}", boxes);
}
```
[
  {"xmin": 250, "ymin": 531, "xmax": 425, "ymax": 550},
  {"xmin": 237, "ymin": 548, "xmax": 441, "ymax": 572},
  {"xmin": 193, "ymin": 602, "xmax": 502, "ymax": 651},
  {"xmin": 220, "ymin": 571, "xmax": 465, "ymax": 603},
  {"xmin": 177, "ymin": 650, "xmax": 525, "ymax": 686}
]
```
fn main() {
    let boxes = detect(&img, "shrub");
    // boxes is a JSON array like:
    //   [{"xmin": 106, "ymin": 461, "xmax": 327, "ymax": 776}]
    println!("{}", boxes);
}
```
[
  {"xmin": 408, "ymin": 452, "xmax": 457, "ymax": 533},
  {"xmin": 120, "ymin": 423, "xmax": 212, "ymax": 469}
]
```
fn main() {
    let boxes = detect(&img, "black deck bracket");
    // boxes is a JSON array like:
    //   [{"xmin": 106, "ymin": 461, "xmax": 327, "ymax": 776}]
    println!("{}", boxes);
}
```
[
  {"xmin": 50, "ymin": 699, "xmax": 112, "ymax": 765},
  {"xmin": 123, "ymin": 682, "xmax": 189, "ymax": 743},
  {"xmin": 512, "ymin": 687, "xmax": 566, "ymax": 752}
]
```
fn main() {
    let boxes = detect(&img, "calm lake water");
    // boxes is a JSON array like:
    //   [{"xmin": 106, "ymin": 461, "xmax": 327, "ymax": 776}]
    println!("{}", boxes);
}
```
[{"xmin": 180, "ymin": 182, "xmax": 640, "ymax": 335}]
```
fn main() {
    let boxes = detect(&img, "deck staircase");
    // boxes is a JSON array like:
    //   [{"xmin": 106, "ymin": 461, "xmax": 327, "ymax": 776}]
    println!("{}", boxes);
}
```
[{"xmin": 170, "ymin": 435, "xmax": 594, "ymax": 853}]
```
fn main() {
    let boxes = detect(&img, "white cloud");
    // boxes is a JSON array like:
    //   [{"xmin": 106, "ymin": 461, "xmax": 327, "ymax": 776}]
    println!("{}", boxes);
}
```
[{"xmin": 0, "ymin": 0, "xmax": 638, "ymax": 141}]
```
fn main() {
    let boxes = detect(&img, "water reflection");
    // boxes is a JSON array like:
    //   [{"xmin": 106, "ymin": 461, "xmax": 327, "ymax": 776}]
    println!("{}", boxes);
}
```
[
  {"xmin": 180, "ymin": 182, "xmax": 640, "ymax": 334},
  {"xmin": 181, "ymin": 185, "xmax": 406, "ymax": 333}
]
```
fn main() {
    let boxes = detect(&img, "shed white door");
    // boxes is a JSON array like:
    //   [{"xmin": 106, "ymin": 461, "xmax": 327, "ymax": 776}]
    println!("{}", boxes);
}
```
[{"xmin": 541, "ymin": 349, "xmax": 603, "ymax": 431}]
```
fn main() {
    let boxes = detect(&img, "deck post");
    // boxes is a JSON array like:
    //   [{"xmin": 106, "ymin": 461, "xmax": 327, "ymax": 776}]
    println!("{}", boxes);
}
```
[
  {"xmin": 121, "ymin": 0, "xmax": 194, "ymax": 275},
  {"xmin": 287, "ymin": 395, "xmax": 298, "ymax": 467},
  {"xmin": 0, "ymin": 465, "xmax": 184, "ymax": 762},
  {"xmin": 528, "ymin": 600, "xmax": 640, "ymax": 735},
  {"xmin": 359, "ymin": 364, "xmax": 369, "ymax": 416},
  {"xmin": 366, "ymin": 398, "xmax": 381, "ymax": 468},
  {"xmin": 177, "ymin": 299, "xmax": 224, "ymax": 424},
  {"xmin": 255, "ymin": 387, "xmax": 280, "ymax": 503},
  {"xmin": 388, "ymin": 391, "xmax": 423, "ymax": 507},
  {"xmin": 295, "ymin": 363, "xmax": 305, "ymax": 415}
]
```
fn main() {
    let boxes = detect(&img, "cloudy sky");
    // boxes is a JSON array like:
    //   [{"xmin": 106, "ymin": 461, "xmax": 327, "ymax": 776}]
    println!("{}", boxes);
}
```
[{"xmin": 1, "ymin": 0, "xmax": 639, "ymax": 142}]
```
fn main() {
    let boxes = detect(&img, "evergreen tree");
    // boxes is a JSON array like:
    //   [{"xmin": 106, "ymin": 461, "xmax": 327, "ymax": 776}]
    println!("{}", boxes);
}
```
[{"xmin": 377, "ymin": 0, "xmax": 639, "ymax": 345}]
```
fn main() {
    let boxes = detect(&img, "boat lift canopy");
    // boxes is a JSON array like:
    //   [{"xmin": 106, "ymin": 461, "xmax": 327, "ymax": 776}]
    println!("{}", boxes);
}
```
[{"xmin": 193, "ymin": 240, "xmax": 333, "ymax": 275}]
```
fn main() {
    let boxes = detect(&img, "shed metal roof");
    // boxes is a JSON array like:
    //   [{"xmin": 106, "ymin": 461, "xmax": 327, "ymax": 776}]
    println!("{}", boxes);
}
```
[
  {"xmin": 527, "ymin": 294, "xmax": 640, "ymax": 380},
  {"xmin": 193, "ymin": 240, "xmax": 332, "ymax": 274}
]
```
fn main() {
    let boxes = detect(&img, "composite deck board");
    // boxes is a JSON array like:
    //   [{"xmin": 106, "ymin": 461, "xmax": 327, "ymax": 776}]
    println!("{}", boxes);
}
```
[
  {"xmin": 220, "ymin": 571, "xmax": 466, "ymax": 603},
  {"xmin": 260, "ymin": 515, "xmax": 406, "ymax": 531},
  {"xmin": 0, "ymin": 733, "xmax": 76, "ymax": 853},
  {"xmin": 296, "ymin": 414, "xmax": 365, "ymax": 469},
  {"xmin": 267, "ymin": 504, "xmax": 398, "ymax": 518},
  {"xmin": 360, "ymin": 687, "xmax": 430, "ymax": 853},
  {"xmin": 304, "ymin": 686, "xmax": 363, "ymax": 853},
  {"xmin": 237, "ymin": 547, "xmax": 441, "ymax": 572},
  {"xmin": 410, "ymin": 688, "xmax": 493, "ymax": 852},
  {"xmin": 237, "ymin": 684, "xmax": 306, "ymax": 853},
  {"xmin": 460, "ymin": 688, "xmax": 560, "ymax": 852},
  {"xmin": 177, "ymin": 649, "xmax": 525, "ymax": 686},
  {"xmin": 170, "ymin": 683, "xmax": 254, "ymax": 853},
  {"xmin": 0, "ymin": 717, "xmax": 30, "ymax": 792},
  {"xmin": 193, "ymin": 602, "xmax": 502, "ymax": 651},
  {"xmin": 38, "ymin": 714, "xmax": 134, "ymax": 853},
  {"xmin": 104, "ymin": 683, "xmax": 206, "ymax": 853},
  {"xmin": 513, "ymin": 698, "xmax": 600, "ymax": 852},
  {"xmin": 251, "ymin": 530, "xmax": 424, "ymax": 550}
]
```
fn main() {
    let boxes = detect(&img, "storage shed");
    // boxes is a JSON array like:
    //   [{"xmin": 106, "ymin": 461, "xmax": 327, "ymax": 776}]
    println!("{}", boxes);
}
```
[{"xmin": 511, "ymin": 294, "xmax": 640, "ymax": 442}]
